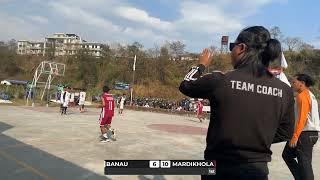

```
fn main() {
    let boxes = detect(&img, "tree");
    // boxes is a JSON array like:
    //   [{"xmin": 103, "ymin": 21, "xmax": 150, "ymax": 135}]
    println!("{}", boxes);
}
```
[
  {"xmin": 159, "ymin": 47, "xmax": 169, "ymax": 83},
  {"xmin": 126, "ymin": 41, "xmax": 143, "ymax": 56},
  {"xmin": 146, "ymin": 43, "xmax": 161, "ymax": 58},
  {"xmin": 4, "ymin": 60, "xmax": 21, "ymax": 76},
  {"xmin": 132, "ymin": 41, "xmax": 143, "ymax": 49},
  {"xmin": 74, "ymin": 49, "xmax": 98, "ymax": 88},
  {"xmin": 6, "ymin": 39, "xmax": 17, "ymax": 52},
  {"xmin": 111, "ymin": 43, "xmax": 126, "ymax": 57},
  {"xmin": 208, "ymin": 45, "xmax": 219, "ymax": 54},
  {"xmin": 298, "ymin": 42, "xmax": 314, "ymax": 51},
  {"xmin": 168, "ymin": 41, "xmax": 186, "ymax": 58},
  {"xmin": 269, "ymin": 26, "xmax": 283, "ymax": 40},
  {"xmin": 45, "ymin": 46, "xmax": 56, "ymax": 61},
  {"xmin": 283, "ymin": 37, "xmax": 302, "ymax": 51},
  {"xmin": 100, "ymin": 44, "xmax": 112, "ymax": 58}
]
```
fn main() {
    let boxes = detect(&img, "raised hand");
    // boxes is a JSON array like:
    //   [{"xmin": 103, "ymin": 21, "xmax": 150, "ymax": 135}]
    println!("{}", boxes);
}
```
[{"xmin": 199, "ymin": 48, "xmax": 214, "ymax": 68}]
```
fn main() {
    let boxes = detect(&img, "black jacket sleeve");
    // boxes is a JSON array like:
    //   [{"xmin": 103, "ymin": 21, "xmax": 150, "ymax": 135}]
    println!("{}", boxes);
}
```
[
  {"xmin": 272, "ymin": 89, "xmax": 295, "ymax": 143},
  {"xmin": 179, "ymin": 64, "xmax": 220, "ymax": 99}
]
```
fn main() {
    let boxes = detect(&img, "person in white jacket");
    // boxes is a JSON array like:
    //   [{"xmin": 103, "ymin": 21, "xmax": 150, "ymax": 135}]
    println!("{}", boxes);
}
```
[
  {"xmin": 79, "ymin": 90, "xmax": 86, "ymax": 113},
  {"xmin": 119, "ymin": 94, "xmax": 126, "ymax": 114},
  {"xmin": 61, "ymin": 87, "xmax": 71, "ymax": 115},
  {"xmin": 282, "ymin": 73, "xmax": 320, "ymax": 180}
]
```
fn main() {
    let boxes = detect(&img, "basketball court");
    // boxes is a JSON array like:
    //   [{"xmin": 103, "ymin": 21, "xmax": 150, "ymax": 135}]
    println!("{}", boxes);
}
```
[{"xmin": 0, "ymin": 105, "xmax": 319, "ymax": 180}]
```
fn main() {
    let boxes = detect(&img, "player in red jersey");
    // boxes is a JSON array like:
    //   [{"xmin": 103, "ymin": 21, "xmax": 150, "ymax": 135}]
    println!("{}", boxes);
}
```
[
  {"xmin": 97, "ymin": 85, "xmax": 116, "ymax": 142},
  {"xmin": 197, "ymin": 100, "xmax": 205, "ymax": 123}
]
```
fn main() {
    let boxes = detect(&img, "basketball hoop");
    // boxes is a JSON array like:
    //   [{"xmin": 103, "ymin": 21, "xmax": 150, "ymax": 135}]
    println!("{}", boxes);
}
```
[{"xmin": 26, "ymin": 61, "xmax": 66, "ymax": 106}]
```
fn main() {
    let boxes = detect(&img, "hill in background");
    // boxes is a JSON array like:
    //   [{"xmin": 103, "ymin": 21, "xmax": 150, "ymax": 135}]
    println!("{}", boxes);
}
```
[{"xmin": 0, "ymin": 42, "xmax": 319, "ymax": 101}]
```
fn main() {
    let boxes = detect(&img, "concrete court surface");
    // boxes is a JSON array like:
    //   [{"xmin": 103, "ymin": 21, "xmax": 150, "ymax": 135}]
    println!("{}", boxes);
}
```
[{"xmin": 0, "ymin": 105, "xmax": 319, "ymax": 180}]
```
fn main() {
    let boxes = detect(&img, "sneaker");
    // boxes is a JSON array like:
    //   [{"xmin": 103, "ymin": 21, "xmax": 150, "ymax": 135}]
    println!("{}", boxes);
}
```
[
  {"xmin": 111, "ymin": 129, "xmax": 116, "ymax": 139},
  {"xmin": 100, "ymin": 138, "xmax": 110, "ymax": 143},
  {"xmin": 103, "ymin": 133, "xmax": 108, "ymax": 139}
]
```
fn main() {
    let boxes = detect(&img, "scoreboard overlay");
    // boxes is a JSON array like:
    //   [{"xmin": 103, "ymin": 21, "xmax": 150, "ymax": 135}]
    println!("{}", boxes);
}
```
[{"xmin": 104, "ymin": 160, "xmax": 216, "ymax": 175}]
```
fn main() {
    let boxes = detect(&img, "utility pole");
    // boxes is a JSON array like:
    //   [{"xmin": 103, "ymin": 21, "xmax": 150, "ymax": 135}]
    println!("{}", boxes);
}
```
[{"xmin": 130, "ymin": 55, "xmax": 136, "ymax": 106}]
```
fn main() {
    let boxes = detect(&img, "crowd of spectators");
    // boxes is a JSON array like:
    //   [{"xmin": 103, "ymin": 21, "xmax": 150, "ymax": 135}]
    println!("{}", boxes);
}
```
[
  {"xmin": 92, "ymin": 94, "xmax": 210, "ymax": 112},
  {"xmin": 122, "ymin": 97, "xmax": 210, "ymax": 112}
]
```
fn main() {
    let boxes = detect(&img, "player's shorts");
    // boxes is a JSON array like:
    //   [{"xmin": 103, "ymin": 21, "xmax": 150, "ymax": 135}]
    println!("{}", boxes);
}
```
[
  {"xmin": 63, "ymin": 102, "xmax": 69, "ymax": 107},
  {"xmin": 79, "ymin": 100, "xmax": 85, "ymax": 105},
  {"xmin": 100, "ymin": 116, "xmax": 112, "ymax": 127},
  {"xmin": 197, "ymin": 111, "xmax": 203, "ymax": 116}
]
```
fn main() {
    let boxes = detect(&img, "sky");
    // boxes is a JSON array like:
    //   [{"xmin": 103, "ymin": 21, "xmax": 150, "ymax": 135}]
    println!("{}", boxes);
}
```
[{"xmin": 0, "ymin": 0, "xmax": 319, "ymax": 52}]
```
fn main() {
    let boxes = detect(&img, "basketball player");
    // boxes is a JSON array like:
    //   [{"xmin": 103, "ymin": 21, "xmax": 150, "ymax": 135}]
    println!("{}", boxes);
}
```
[
  {"xmin": 197, "ymin": 100, "xmax": 205, "ymax": 122},
  {"xmin": 79, "ymin": 89, "xmax": 86, "ymax": 113},
  {"xmin": 97, "ymin": 85, "xmax": 116, "ymax": 142},
  {"xmin": 119, "ymin": 94, "xmax": 126, "ymax": 114}
]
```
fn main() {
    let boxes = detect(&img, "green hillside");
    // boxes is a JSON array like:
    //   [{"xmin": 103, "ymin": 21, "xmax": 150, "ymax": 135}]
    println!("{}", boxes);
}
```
[{"xmin": 0, "ymin": 43, "xmax": 319, "ymax": 101}]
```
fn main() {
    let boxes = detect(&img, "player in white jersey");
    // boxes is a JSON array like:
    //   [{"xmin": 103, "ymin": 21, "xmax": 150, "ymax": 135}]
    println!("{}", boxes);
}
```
[{"xmin": 79, "ymin": 90, "xmax": 86, "ymax": 113}]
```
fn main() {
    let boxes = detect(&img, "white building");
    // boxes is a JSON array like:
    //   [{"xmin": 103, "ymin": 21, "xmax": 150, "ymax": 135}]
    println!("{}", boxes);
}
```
[
  {"xmin": 17, "ymin": 40, "xmax": 45, "ymax": 56},
  {"xmin": 17, "ymin": 33, "xmax": 103, "ymax": 57},
  {"xmin": 81, "ymin": 42, "xmax": 102, "ymax": 57}
]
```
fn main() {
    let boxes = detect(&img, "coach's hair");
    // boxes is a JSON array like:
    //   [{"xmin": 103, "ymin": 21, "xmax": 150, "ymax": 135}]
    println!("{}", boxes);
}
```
[{"xmin": 235, "ymin": 26, "xmax": 282, "ymax": 77}]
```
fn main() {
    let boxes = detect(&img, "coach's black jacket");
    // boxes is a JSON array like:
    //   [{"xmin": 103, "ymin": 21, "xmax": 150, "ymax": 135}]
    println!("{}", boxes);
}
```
[{"xmin": 179, "ymin": 63, "xmax": 294, "ymax": 164}]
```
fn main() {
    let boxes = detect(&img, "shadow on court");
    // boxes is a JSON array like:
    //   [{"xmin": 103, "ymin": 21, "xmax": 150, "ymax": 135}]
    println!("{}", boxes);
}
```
[{"xmin": 0, "ymin": 122, "xmax": 110, "ymax": 180}]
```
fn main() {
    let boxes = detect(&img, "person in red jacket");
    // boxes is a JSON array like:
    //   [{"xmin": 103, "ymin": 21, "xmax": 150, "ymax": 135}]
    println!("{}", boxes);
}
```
[{"xmin": 97, "ymin": 85, "xmax": 116, "ymax": 142}]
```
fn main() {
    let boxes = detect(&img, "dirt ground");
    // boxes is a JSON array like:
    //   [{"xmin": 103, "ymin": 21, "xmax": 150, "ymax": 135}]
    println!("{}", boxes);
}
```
[{"xmin": 0, "ymin": 106, "xmax": 319, "ymax": 180}]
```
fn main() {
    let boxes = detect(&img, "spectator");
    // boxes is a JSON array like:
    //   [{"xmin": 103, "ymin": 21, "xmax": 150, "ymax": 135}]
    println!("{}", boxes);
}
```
[
  {"xmin": 79, "ymin": 89, "xmax": 86, "ymax": 113},
  {"xmin": 61, "ymin": 87, "xmax": 71, "ymax": 115},
  {"xmin": 119, "ymin": 94, "xmax": 126, "ymax": 114},
  {"xmin": 282, "ymin": 73, "xmax": 320, "ymax": 180}
]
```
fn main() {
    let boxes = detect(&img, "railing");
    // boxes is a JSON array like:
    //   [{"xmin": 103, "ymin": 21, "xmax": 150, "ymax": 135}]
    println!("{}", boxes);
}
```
[{"xmin": 125, "ymin": 105, "xmax": 210, "ymax": 118}]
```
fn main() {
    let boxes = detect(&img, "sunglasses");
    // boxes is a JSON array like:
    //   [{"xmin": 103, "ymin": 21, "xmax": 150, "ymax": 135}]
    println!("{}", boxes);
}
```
[{"xmin": 229, "ymin": 42, "xmax": 241, "ymax": 51}]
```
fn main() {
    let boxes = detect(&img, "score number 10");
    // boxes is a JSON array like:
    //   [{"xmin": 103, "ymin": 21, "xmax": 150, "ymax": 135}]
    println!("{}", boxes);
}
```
[{"xmin": 149, "ymin": 161, "xmax": 171, "ymax": 168}]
